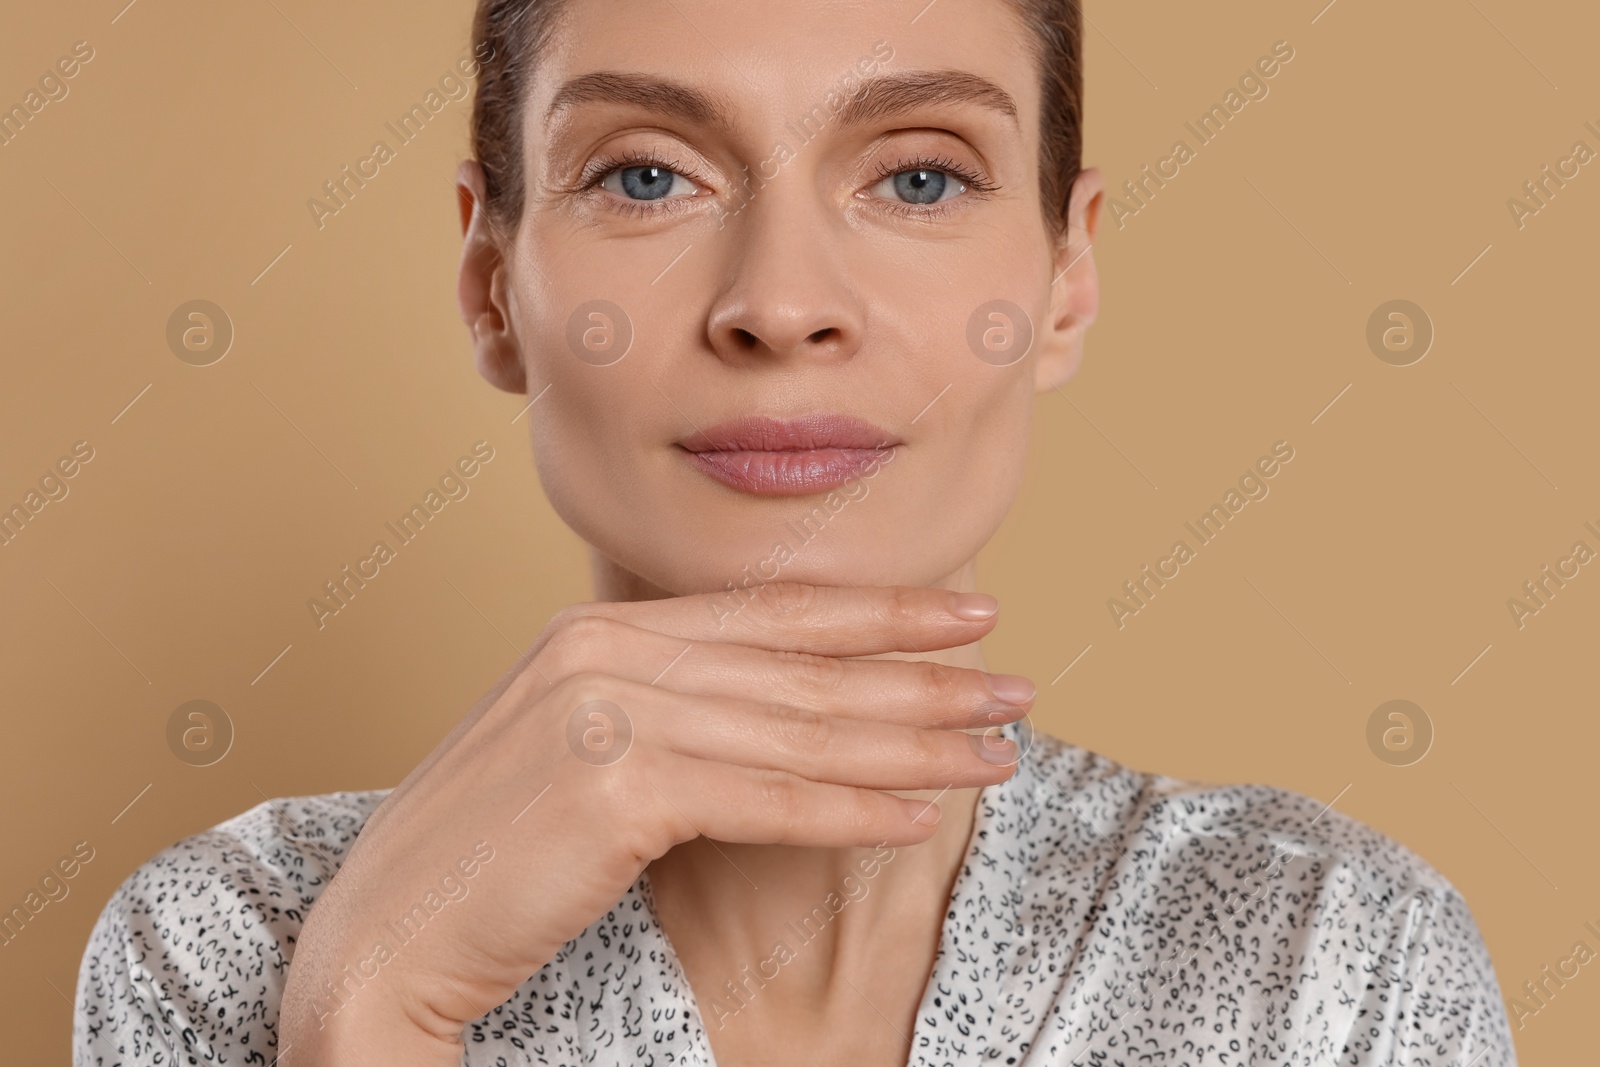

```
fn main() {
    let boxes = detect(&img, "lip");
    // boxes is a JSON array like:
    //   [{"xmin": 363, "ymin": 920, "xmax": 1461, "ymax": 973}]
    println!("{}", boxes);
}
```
[{"xmin": 676, "ymin": 413, "xmax": 901, "ymax": 496}]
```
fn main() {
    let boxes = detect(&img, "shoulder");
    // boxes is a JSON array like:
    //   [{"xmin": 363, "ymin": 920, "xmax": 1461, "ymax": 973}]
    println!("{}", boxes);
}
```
[
  {"xmin": 1009, "ymin": 731, "xmax": 1518, "ymax": 1065},
  {"xmin": 1017, "ymin": 729, "xmax": 1452, "ymax": 907},
  {"xmin": 73, "ymin": 789, "xmax": 390, "ymax": 1066}
]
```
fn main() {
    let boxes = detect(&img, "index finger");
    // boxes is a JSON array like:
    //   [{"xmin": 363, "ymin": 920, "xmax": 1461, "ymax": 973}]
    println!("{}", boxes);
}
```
[{"xmin": 556, "ymin": 581, "xmax": 999, "ymax": 657}]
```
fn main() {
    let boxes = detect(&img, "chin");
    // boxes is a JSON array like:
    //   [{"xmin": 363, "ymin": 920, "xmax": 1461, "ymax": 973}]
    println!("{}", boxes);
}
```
[
  {"xmin": 553, "ymin": 467, "xmax": 1009, "ymax": 597},
  {"xmin": 608, "ymin": 531, "xmax": 981, "ymax": 604}
]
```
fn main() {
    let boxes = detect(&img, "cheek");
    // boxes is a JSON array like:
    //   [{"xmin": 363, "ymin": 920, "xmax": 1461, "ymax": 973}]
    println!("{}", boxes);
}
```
[
  {"xmin": 920, "ymin": 275, "xmax": 1048, "ymax": 461},
  {"xmin": 521, "ymin": 370, "xmax": 650, "ymax": 534},
  {"xmin": 513, "ymin": 246, "xmax": 656, "ymax": 478},
  {"xmin": 888, "ymin": 409, "xmax": 1032, "ymax": 585},
  {"xmin": 515, "ymin": 303, "xmax": 646, "ymax": 539},
  {"xmin": 912, "ymin": 276, "xmax": 1046, "ymax": 529},
  {"xmin": 945, "ymin": 366, "xmax": 1035, "ymax": 499},
  {"xmin": 884, "ymin": 336, "xmax": 1035, "ymax": 578}
]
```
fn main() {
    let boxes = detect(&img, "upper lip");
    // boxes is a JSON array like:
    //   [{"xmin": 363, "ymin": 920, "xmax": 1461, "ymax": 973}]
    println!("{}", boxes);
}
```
[{"xmin": 678, "ymin": 414, "xmax": 901, "ymax": 453}]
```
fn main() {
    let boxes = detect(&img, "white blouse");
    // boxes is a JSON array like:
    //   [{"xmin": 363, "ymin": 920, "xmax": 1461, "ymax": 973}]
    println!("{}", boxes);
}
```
[{"xmin": 74, "ymin": 727, "xmax": 1518, "ymax": 1065}]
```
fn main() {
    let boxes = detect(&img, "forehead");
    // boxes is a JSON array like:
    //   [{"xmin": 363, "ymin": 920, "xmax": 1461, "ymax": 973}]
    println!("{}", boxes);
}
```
[{"xmin": 526, "ymin": 0, "xmax": 1040, "ymax": 143}]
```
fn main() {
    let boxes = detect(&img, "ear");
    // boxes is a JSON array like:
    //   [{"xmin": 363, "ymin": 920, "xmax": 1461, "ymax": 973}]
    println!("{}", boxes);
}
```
[
  {"xmin": 456, "ymin": 159, "xmax": 526, "ymax": 395},
  {"xmin": 1033, "ymin": 166, "xmax": 1103, "ymax": 393}
]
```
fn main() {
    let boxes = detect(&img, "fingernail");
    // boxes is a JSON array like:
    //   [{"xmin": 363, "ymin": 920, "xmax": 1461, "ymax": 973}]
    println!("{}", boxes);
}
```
[
  {"xmin": 907, "ymin": 798, "xmax": 942, "ymax": 826},
  {"xmin": 947, "ymin": 592, "xmax": 998, "ymax": 620},
  {"xmin": 971, "ymin": 701, "xmax": 1028, "ymax": 728},
  {"xmin": 986, "ymin": 673, "xmax": 1035, "ymax": 705},
  {"xmin": 976, "ymin": 736, "xmax": 1019, "ymax": 766}
]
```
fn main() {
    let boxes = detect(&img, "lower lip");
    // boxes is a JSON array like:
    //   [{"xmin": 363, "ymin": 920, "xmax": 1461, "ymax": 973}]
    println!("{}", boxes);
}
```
[{"xmin": 681, "ymin": 447, "xmax": 896, "ymax": 496}]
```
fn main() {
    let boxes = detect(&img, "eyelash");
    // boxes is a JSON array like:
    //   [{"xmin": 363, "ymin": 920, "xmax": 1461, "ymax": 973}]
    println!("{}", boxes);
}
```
[
  {"xmin": 577, "ymin": 150, "xmax": 707, "ymax": 219},
  {"xmin": 577, "ymin": 149, "xmax": 997, "ymax": 219},
  {"xmin": 866, "ymin": 154, "xmax": 999, "ymax": 219}
]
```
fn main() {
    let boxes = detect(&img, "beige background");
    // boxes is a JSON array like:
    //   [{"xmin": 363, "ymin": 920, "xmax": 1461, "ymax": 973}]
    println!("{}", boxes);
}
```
[{"xmin": 2, "ymin": 0, "xmax": 1595, "ymax": 1062}]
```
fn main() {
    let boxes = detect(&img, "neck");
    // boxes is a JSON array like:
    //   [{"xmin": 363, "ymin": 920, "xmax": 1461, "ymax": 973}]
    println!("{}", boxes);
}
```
[{"xmin": 586, "ymin": 547, "xmax": 989, "ymax": 1013}]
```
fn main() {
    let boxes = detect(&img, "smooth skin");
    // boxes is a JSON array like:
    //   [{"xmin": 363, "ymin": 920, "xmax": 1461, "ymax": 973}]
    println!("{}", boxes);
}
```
[{"xmin": 279, "ymin": 0, "xmax": 1103, "ymax": 1063}]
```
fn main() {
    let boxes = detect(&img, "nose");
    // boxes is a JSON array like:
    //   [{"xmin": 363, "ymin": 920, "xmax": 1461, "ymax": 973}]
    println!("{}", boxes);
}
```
[{"xmin": 704, "ymin": 193, "xmax": 866, "ymax": 367}]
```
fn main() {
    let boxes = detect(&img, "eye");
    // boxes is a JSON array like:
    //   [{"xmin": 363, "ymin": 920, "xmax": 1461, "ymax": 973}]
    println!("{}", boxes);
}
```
[
  {"xmin": 863, "ymin": 155, "xmax": 997, "ymax": 213},
  {"xmin": 870, "ymin": 167, "xmax": 967, "ymax": 205},
  {"xmin": 598, "ymin": 161, "xmax": 698, "ymax": 202}
]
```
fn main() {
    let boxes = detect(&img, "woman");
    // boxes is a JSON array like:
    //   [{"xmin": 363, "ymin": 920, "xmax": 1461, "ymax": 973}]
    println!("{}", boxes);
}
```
[{"xmin": 74, "ymin": 0, "xmax": 1518, "ymax": 1064}]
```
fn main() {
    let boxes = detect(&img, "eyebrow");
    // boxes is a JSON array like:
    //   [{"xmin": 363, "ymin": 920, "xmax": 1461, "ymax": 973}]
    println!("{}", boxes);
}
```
[{"xmin": 544, "ymin": 68, "xmax": 1019, "ymax": 133}]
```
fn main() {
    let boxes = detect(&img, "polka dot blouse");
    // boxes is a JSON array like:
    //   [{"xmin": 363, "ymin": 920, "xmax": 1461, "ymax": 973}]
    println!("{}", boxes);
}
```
[{"xmin": 74, "ymin": 727, "xmax": 1518, "ymax": 1065}]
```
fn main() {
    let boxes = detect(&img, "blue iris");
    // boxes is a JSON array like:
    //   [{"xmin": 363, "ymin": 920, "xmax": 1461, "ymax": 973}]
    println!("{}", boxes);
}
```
[
  {"xmin": 619, "ymin": 165, "xmax": 675, "ymax": 201},
  {"xmin": 893, "ymin": 168, "xmax": 947, "ymax": 205}
]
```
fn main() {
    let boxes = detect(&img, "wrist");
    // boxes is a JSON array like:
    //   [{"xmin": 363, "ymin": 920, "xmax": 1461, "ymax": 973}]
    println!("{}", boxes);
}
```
[
  {"xmin": 280, "ymin": 963, "xmax": 465, "ymax": 1067},
  {"xmin": 280, "ymin": 914, "xmax": 466, "ymax": 1067}
]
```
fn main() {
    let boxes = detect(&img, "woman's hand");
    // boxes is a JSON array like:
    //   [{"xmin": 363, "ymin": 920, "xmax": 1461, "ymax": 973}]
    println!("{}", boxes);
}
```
[{"xmin": 278, "ymin": 582, "xmax": 1035, "ymax": 1065}]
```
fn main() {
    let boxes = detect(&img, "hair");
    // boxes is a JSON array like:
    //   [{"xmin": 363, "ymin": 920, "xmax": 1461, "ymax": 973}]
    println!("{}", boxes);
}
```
[{"xmin": 469, "ymin": 0, "xmax": 1082, "ymax": 239}]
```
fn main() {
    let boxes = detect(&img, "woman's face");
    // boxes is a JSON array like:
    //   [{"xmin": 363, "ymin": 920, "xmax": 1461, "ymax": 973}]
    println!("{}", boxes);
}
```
[{"xmin": 459, "ymin": 0, "xmax": 1102, "ymax": 599}]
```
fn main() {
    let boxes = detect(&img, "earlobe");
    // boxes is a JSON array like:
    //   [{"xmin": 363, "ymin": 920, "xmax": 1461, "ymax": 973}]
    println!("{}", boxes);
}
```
[
  {"xmin": 456, "ymin": 159, "xmax": 526, "ymax": 395},
  {"xmin": 1033, "ymin": 166, "xmax": 1104, "ymax": 395}
]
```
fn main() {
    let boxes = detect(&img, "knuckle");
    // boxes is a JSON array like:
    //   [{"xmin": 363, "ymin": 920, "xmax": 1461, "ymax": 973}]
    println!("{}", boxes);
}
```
[
  {"xmin": 753, "ymin": 580, "xmax": 820, "ymax": 620},
  {"xmin": 778, "ymin": 649, "xmax": 848, "ymax": 697},
  {"xmin": 567, "ymin": 611, "xmax": 623, "ymax": 643},
  {"xmin": 544, "ymin": 613, "xmax": 621, "ymax": 671},
  {"xmin": 754, "ymin": 769, "xmax": 799, "ymax": 829},
  {"xmin": 764, "ymin": 702, "xmax": 831, "ymax": 754},
  {"xmin": 919, "ymin": 660, "xmax": 962, "ymax": 701},
  {"xmin": 539, "ymin": 602, "xmax": 594, "ymax": 643},
  {"xmin": 910, "ymin": 726, "xmax": 945, "ymax": 772},
  {"xmin": 881, "ymin": 585, "xmax": 923, "ymax": 628},
  {"xmin": 552, "ymin": 669, "xmax": 617, "ymax": 709}
]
